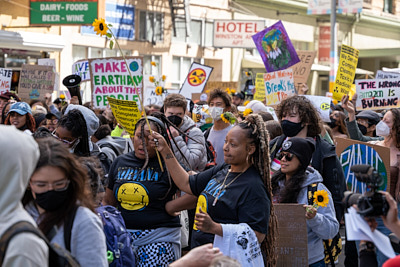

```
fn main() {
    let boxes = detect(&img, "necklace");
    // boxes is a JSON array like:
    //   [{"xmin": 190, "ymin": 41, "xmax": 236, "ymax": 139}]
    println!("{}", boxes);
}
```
[{"xmin": 212, "ymin": 169, "xmax": 245, "ymax": 206}]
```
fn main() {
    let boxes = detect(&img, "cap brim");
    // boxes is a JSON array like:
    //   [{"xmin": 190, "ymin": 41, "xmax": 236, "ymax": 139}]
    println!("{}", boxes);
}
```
[{"xmin": 8, "ymin": 109, "xmax": 28, "ymax": 116}]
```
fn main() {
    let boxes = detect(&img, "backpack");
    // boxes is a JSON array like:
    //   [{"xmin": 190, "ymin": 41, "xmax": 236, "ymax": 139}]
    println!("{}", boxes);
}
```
[
  {"xmin": 0, "ymin": 221, "xmax": 80, "ymax": 267},
  {"xmin": 203, "ymin": 128, "xmax": 217, "ymax": 170},
  {"xmin": 99, "ymin": 143, "xmax": 121, "ymax": 158},
  {"xmin": 307, "ymin": 183, "xmax": 342, "ymax": 266},
  {"xmin": 96, "ymin": 205, "xmax": 135, "ymax": 267},
  {"xmin": 97, "ymin": 151, "xmax": 112, "ymax": 180}
]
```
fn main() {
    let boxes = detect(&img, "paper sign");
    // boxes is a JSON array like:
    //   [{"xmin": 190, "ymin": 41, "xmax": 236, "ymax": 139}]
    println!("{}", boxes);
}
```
[
  {"xmin": 143, "ymin": 87, "xmax": 165, "ymax": 107},
  {"xmin": 73, "ymin": 59, "xmax": 90, "ymax": 81},
  {"xmin": 107, "ymin": 97, "xmax": 141, "ymax": 136},
  {"xmin": 275, "ymin": 204, "xmax": 308, "ymax": 266},
  {"xmin": 355, "ymin": 78, "xmax": 400, "ymax": 110},
  {"xmin": 203, "ymin": 81, "xmax": 238, "ymax": 93},
  {"xmin": 291, "ymin": 51, "xmax": 316, "ymax": 92},
  {"xmin": 264, "ymin": 69, "xmax": 295, "ymax": 106},
  {"xmin": 304, "ymin": 95, "xmax": 332, "ymax": 123},
  {"xmin": 179, "ymin": 62, "xmax": 213, "ymax": 99},
  {"xmin": 18, "ymin": 64, "xmax": 55, "ymax": 102},
  {"xmin": 89, "ymin": 57, "xmax": 143, "ymax": 109},
  {"xmin": 253, "ymin": 73, "xmax": 266, "ymax": 102},
  {"xmin": 332, "ymin": 45, "xmax": 359, "ymax": 101},
  {"xmin": 376, "ymin": 70, "xmax": 400, "ymax": 79},
  {"xmin": 0, "ymin": 68, "xmax": 12, "ymax": 94},
  {"xmin": 252, "ymin": 21, "xmax": 300, "ymax": 73}
]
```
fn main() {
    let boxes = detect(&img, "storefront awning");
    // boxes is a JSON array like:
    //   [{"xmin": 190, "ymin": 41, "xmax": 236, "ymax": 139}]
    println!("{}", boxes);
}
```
[{"xmin": 0, "ymin": 30, "xmax": 65, "ymax": 52}]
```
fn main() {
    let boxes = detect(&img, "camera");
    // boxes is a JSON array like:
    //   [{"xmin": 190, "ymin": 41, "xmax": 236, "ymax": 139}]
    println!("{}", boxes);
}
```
[{"xmin": 343, "ymin": 164, "xmax": 389, "ymax": 217}]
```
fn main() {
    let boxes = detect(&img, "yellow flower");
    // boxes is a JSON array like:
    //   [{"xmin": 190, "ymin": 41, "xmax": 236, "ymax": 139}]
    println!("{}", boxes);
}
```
[
  {"xmin": 92, "ymin": 18, "xmax": 108, "ymax": 36},
  {"xmin": 162, "ymin": 75, "xmax": 166, "ymax": 81},
  {"xmin": 155, "ymin": 86, "xmax": 163, "ymax": 96},
  {"xmin": 313, "ymin": 190, "xmax": 329, "ymax": 207},
  {"xmin": 60, "ymin": 94, "xmax": 65, "ymax": 100},
  {"xmin": 221, "ymin": 114, "xmax": 229, "ymax": 124},
  {"xmin": 243, "ymin": 100, "xmax": 250, "ymax": 106},
  {"xmin": 243, "ymin": 108, "xmax": 252, "ymax": 117},
  {"xmin": 151, "ymin": 61, "xmax": 157, "ymax": 66},
  {"xmin": 231, "ymin": 89, "xmax": 236, "ymax": 94},
  {"xmin": 149, "ymin": 76, "xmax": 155, "ymax": 83},
  {"xmin": 205, "ymin": 89, "xmax": 210, "ymax": 93}
]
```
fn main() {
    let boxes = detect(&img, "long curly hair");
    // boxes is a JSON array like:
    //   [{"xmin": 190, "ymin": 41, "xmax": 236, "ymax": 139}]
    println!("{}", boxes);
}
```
[
  {"xmin": 237, "ymin": 114, "xmax": 277, "ymax": 267},
  {"xmin": 389, "ymin": 108, "xmax": 400, "ymax": 150},
  {"xmin": 4, "ymin": 112, "xmax": 36, "ymax": 132}
]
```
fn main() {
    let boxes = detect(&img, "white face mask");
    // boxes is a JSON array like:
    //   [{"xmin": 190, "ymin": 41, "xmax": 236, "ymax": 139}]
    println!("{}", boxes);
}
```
[
  {"xmin": 208, "ymin": 107, "xmax": 224, "ymax": 121},
  {"xmin": 376, "ymin": 121, "xmax": 391, "ymax": 137}
]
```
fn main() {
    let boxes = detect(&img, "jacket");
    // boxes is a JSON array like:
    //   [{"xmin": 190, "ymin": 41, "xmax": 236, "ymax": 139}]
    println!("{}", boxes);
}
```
[
  {"xmin": 171, "ymin": 115, "xmax": 207, "ymax": 171},
  {"xmin": 270, "ymin": 134, "xmax": 346, "ymax": 221},
  {"xmin": 345, "ymin": 118, "xmax": 383, "ymax": 142},
  {"xmin": 0, "ymin": 125, "xmax": 48, "ymax": 267}
]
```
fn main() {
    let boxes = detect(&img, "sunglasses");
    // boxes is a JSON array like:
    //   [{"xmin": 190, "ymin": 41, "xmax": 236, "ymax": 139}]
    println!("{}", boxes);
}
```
[
  {"xmin": 278, "ymin": 152, "xmax": 295, "ymax": 161},
  {"xmin": 51, "ymin": 129, "xmax": 77, "ymax": 146}
]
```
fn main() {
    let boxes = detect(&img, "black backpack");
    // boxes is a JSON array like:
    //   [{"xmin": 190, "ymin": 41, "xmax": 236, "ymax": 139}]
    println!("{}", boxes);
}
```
[
  {"xmin": 0, "ymin": 221, "xmax": 80, "ymax": 266},
  {"xmin": 203, "ymin": 128, "xmax": 217, "ymax": 169}
]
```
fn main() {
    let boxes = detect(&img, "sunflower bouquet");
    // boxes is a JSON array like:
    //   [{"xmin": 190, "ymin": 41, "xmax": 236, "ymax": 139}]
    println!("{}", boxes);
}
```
[
  {"xmin": 308, "ymin": 190, "xmax": 329, "ymax": 212},
  {"xmin": 149, "ymin": 62, "xmax": 167, "ymax": 96},
  {"xmin": 220, "ymin": 112, "xmax": 237, "ymax": 125}
]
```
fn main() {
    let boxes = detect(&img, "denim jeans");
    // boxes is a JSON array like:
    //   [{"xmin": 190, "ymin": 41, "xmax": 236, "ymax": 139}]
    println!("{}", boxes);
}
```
[{"xmin": 309, "ymin": 258, "xmax": 326, "ymax": 267}]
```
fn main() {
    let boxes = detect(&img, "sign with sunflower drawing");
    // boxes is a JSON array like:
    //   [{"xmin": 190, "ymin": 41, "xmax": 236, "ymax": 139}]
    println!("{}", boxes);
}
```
[
  {"xmin": 179, "ymin": 63, "xmax": 213, "ymax": 99},
  {"xmin": 252, "ymin": 20, "xmax": 300, "ymax": 73}
]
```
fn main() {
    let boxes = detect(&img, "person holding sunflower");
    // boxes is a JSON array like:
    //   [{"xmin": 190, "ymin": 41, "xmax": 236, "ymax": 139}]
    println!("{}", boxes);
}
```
[{"xmin": 271, "ymin": 137, "xmax": 339, "ymax": 267}]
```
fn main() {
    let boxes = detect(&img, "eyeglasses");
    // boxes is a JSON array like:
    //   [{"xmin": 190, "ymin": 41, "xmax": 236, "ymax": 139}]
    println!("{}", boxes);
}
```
[
  {"xmin": 51, "ymin": 129, "xmax": 77, "ymax": 146},
  {"xmin": 30, "ymin": 179, "xmax": 70, "ymax": 193},
  {"xmin": 278, "ymin": 152, "xmax": 295, "ymax": 161},
  {"xmin": 46, "ymin": 119, "xmax": 58, "ymax": 125}
]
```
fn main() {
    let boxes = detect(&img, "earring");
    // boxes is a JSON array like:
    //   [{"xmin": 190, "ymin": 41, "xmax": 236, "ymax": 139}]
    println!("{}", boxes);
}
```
[{"xmin": 246, "ymin": 154, "xmax": 250, "ymax": 163}]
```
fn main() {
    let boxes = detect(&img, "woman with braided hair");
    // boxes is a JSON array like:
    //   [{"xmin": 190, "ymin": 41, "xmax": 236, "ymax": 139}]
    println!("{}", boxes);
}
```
[{"xmin": 150, "ymin": 114, "xmax": 277, "ymax": 267}]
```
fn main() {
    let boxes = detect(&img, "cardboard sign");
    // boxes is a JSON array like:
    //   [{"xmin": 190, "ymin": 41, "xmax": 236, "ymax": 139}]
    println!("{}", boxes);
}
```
[
  {"xmin": 355, "ymin": 78, "xmax": 400, "ymax": 110},
  {"xmin": 18, "ymin": 64, "xmax": 55, "ymax": 102},
  {"xmin": 335, "ymin": 137, "xmax": 391, "ymax": 195},
  {"xmin": 253, "ymin": 73, "xmax": 266, "ymax": 102},
  {"xmin": 89, "ymin": 57, "xmax": 143, "ymax": 109},
  {"xmin": 252, "ymin": 20, "xmax": 300, "ymax": 73},
  {"xmin": 0, "ymin": 68, "xmax": 12, "ymax": 94},
  {"xmin": 332, "ymin": 45, "xmax": 359, "ymax": 101},
  {"xmin": 73, "ymin": 59, "xmax": 90, "ymax": 81},
  {"xmin": 213, "ymin": 20, "xmax": 265, "ymax": 48},
  {"xmin": 376, "ymin": 70, "xmax": 400, "ymax": 80},
  {"xmin": 291, "ymin": 51, "xmax": 316, "ymax": 92},
  {"xmin": 203, "ymin": 81, "xmax": 239, "ymax": 93},
  {"xmin": 303, "ymin": 95, "xmax": 332, "ymax": 123},
  {"xmin": 275, "ymin": 204, "xmax": 308, "ymax": 266},
  {"xmin": 180, "ymin": 63, "xmax": 213, "ymax": 99},
  {"xmin": 107, "ymin": 97, "xmax": 141, "ymax": 136},
  {"xmin": 264, "ymin": 69, "xmax": 295, "ymax": 106}
]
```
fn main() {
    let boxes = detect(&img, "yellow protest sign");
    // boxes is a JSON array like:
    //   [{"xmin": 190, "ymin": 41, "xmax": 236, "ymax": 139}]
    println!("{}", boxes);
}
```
[
  {"xmin": 332, "ymin": 45, "xmax": 359, "ymax": 101},
  {"xmin": 253, "ymin": 73, "xmax": 266, "ymax": 102},
  {"xmin": 107, "ymin": 97, "xmax": 141, "ymax": 136}
]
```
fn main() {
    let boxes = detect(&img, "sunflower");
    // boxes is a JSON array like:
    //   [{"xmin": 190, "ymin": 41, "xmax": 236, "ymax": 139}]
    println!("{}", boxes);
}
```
[
  {"xmin": 155, "ymin": 86, "xmax": 163, "ymax": 96},
  {"xmin": 243, "ymin": 108, "xmax": 253, "ymax": 117},
  {"xmin": 313, "ymin": 190, "xmax": 329, "ymax": 208},
  {"xmin": 162, "ymin": 75, "xmax": 166, "ymax": 81},
  {"xmin": 92, "ymin": 18, "xmax": 108, "ymax": 36},
  {"xmin": 149, "ymin": 76, "xmax": 155, "ymax": 83},
  {"xmin": 220, "ymin": 114, "xmax": 229, "ymax": 124},
  {"xmin": 60, "ymin": 94, "xmax": 65, "ymax": 100},
  {"xmin": 243, "ymin": 100, "xmax": 250, "ymax": 106},
  {"xmin": 151, "ymin": 61, "xmax": 157, "ymax": 66}
]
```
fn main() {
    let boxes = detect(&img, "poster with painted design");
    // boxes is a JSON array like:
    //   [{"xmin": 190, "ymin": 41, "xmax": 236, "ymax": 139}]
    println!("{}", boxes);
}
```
[
  {"xmin": 252, "ymin": 20, "xmax": 300, "ymax": 73},
  {"xmin": 18, "ymin": 64, "xmax": 55, "ymax": 102},
  {"xmin": 107, "ymin": 97, "xmax": 141, "ymax": 136},
  {"xmin": 264, "ymin": 69, "xmax": 295, "ymax": 106},
  {"xmin": 72, "ymin": 59, "xmax": 90, "ymax": 81},
  {"xmin": 179, "ymin": 62, "xmax": 213, "ymax": 99},
  {"xmin": 0, "ymin": 68, "xmax": 12, "ymax": 94},
  {"xmin": 303, "ymin": 95, "xmax": 331, "ymax": 123},
  {"xmin": 355, "ymin": 78, "xmax": 400, "ymax": 110},
  {"xmin": 335, "ymin": 137, "xmax": 391, "ymax": 195},
  {"xmin": 89, "ymin": 57, "xmax": 143, "ymax": 109}
]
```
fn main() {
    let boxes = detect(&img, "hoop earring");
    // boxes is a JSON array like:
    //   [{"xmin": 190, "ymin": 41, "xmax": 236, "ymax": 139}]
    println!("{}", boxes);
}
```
[{"xmin": 246, "ymin": 154, "xmax": 250, "ymax": 163}]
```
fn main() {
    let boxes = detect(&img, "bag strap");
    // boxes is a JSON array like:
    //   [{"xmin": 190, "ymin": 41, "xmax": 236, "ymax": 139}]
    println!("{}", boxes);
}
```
[
  {"xmin": 204, "ymin": 127, "xmax": 211, "ymax": 139},
  {"xmin": 64, "ymin": 206, "xmax": 78, "ymax": 252}
]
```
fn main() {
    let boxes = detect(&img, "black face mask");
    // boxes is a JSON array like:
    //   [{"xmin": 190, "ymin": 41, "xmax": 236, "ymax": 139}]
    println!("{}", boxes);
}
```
[
  {"xmin": 167, "ymin": 115, "xmax": 183, "ymax": 128},
  {"xmin": 357, "ymin": 123, "xmax": 368, "ymax": 135},
  {"xmin": 281, "ymin": 120, "xmax": 304, "ymax": 137},
  {"xmin": 35, "ymin": 189, "xmax": 69, "ymax": 212},
  {"xmin": 328, "ymin": 118, "xmax": 337, "ymax": 129}
]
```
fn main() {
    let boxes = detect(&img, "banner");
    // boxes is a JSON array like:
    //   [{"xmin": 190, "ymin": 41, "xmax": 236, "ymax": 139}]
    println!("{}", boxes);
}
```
[
  {"xmin": 253, "ymin": 73, "xmax": 266, "ymax": 102},
  {"xmin": 355, "ymin": 78, "xmax": 400, "ymax": 110},
  {"xmin": 0, "ymin": 68, "xmax": 12, "ymax": 94},
  {"xmin": 337, "ymin": 0, "xmax": 363, "ymax": 14},
  {"xmin": 318, "ymin": 25, "xmax": 330, "ymax": 63},
  {"xmin": 107, "ymin": 97, "xmax": 141, "ymax": 136},
  {"xmin": 18, "ymin": 64, "xmax": 55, "ymax": 102},
  {"xmin": 252, "ymin": 20, "xmax": 300, "ymax": 73},
  {"xmin": 304, "ymin": 95, "xmax": 331, "ymax": 122},
  {"xmin": 213, "ymin": 20, "xmax": 265, "ymax": 48},
  {"xmin": 275, "ymin": 204, "xmax": 308, "ymax": 266},
  {"xmin": 264, "ymin": 69, "xmax": 295, "ymax": 106},
  {"xmin": 179, "ymin": 62, "xmax": 213, "ymax": 99},
  {"xmin": 376, "ymin": 70, "xmax": 400, "ymax": 79},
  {"xmin": 307, "ymin": 0, "xmax": 332, "ymax": 14},
  {"xmin": 291, "ymin": 51, "xmax": 316, "ymax": 92},
  {"xmin": 89, "ymin": 56, "xmax": 143, "ymax": 109},
  {"xmin": 73, "ymin": 59, "xmax": 90, "ymax": 81},
  {"xmin": 332, "ymin": 45, "xmax": 359, "ymax": 101}
]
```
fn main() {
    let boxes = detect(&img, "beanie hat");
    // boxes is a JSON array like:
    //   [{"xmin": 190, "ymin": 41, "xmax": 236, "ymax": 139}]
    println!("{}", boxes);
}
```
[{"xmin": 281, "ymin": 137, "xmax": 315, "ymax": 170}]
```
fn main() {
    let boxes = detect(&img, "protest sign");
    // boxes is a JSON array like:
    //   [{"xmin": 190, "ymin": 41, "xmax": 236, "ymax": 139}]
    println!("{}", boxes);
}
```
[
  {"xmin": 253, "ymin": 73, "xmax": 266, "ymax": 102},
  {"xmin": 376, "ymin": 70, "xmax": 400, "ymax": 80},
  {"xmin": 355, "ymin": 78, "xmax": 400, "ymax": 110},
  {"xmin": 18, "ymin": 64, "xmax": 55, "ymax": 102},
  {"xmin": 203, "ymin": 81, "xmax": 238, "ymax": 93},
  {"xmin": 264, "ymin": 69, "xmax": 295, "ymax": 106},
  {"xmin": 107, "ymin": 97, "xmax": 141, "ymax": 136},
  {"xmin": 143, "ymin": 87, "xmax": 165, "ymax": 107},
  {"xmin": 0, "ymin": 68, "xmax": 12, "ymax": 94},
  {"xmin": 179, "ymin": 63, "xmax": 213, "ymax": 99},
  {"xmin": 291, "ymin": 51, "xmax": 316, "ymax": 92},
  {"xmin": 73, "ymin": 59, "xmax": 90, "ymax": 81},
  {"xmin": 192, "ymin": 104, "xmax": 212, "ymax": 128},
  {"xmin": 335, "ymin": 137, "xmax": 391, "ymax": 195},
  {"xmin": 252, "ymin": 20, "xmax": 300, "ymax": 73},
  {"xmin": 304, "ymin": 95, "xmax": 331, "ymax": 122},
  {"xmin": 332, "ymin": 45, "xmax": 359, "ymax": 101},
  {"xmin": 89, "ymin": 57, "xmax": 143, "ymax": 109},
  {"xmin": 275, "ymin": 204, "xmax": 308, "ymax": 266}
]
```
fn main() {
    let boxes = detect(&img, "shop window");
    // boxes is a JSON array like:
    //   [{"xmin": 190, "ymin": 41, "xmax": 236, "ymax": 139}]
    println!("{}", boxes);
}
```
[{"xmin": 139, "ymin": 11, "xmax": 164, "ymax": 43}]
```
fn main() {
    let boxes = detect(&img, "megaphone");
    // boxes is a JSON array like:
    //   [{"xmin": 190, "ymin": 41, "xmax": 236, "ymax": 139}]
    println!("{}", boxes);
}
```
[{"xmin": 63, "ymin": 74, "xmax": 82, "ymax": 105}]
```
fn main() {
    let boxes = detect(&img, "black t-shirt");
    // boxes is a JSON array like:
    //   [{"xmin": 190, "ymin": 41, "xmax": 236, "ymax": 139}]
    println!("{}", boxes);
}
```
[
  {"xmin": 189, "ymin": 164, "xmax": 270, "ymax": 248},
  {"xmin": 108, "ymin": 152, "xmax": 180, "ymax": 230}
]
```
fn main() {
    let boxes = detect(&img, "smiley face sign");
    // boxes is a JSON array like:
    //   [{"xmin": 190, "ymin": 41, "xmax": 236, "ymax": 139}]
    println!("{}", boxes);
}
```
[
  {"xmin": 117, "ymin": 182, "xmax": 149, "ymax": 211},
  {"xmin": 193, "ymin": 194, "xmax": 208, "ymax": 230},
  {"xmin": 188, "ymin": 68, "xmax": 207, "ymax": 86}
]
